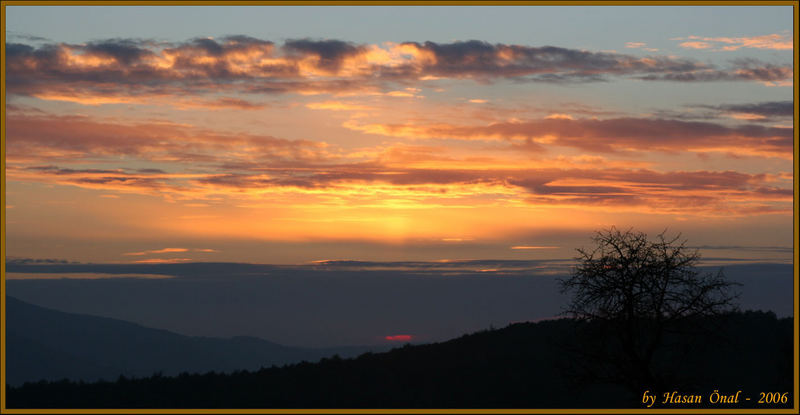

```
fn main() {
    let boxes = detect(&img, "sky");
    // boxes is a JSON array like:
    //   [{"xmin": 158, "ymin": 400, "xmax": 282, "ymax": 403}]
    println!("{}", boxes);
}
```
[{"xmin": 3, "ymin": 5, "xmax": 795, "ymax": 265}]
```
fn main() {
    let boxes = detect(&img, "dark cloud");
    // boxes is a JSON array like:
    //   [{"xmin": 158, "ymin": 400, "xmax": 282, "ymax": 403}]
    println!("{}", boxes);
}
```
[
  {"xmin": 5, "ymin": 31, "xmax": 51, "ymax": 42},
  {"xmin": 635, "ymin": 59, "xmax": 792, "ymax": 83},
  {"xmin": 6, "ymin": 42, "xmax": 35, "ymax": 57},
  {"xmin": 522, "ymin": 73, "xmax": 608, "ymax": 83},
  {"xmin": 26, "ymin": 166, "xmax": 135, "ymax": 175},
  {"xmin": 7, "ymin": 109, "xmax": 790, "ymax": 216},
  {"xmin": 5, "ymin": 37, "xmax": 289, "ymax": 98},
  {"xmin": 692, "ymin": 101, "xmax": 793, "ymax": 119},
  {"xmin": 6, "ymin": 257, "xmax": 74, "ymax": 265},
  {"xmin": 752, "ymin": 187, "xmax": 794, "ymax": 198},
  {"xmin": 185, "ymin": 162, "xmax": 790, "ymax": 215},
  {"xmin": 399, "ymin": 41, "xmax": 706, "ymax": 81},
  {"xmin": 395, "ymin": 41, "xmax": 791, "ymax": 85},
  {"xmin": 185, "ymin": 37, "xmax": 226, "ymax": 56},
  {"xmin": 163, "ymin": 36, "xmax": 284, "ymax": 80},
  {"xmin": 193, "ymin": 163, "xmax": 504, "ymax": 191},
  {"xmin": 283, "ymin": 38, "xmax": 365, "ymax": 71},
  {"xmin": 507, "ymin": 168, "xmax": 760, "ymax": 195},
  {"xmin": 350, "ymin": 116, "xmax": 792, "ymax": 157},
  {"xmin": 168, "ymin": 36, "xmax": 275, "ymax": 57},
  {"xmin": 71, "ymin": 176, "xmax": 164, "ymax": 187},
  {"xmin": 84, "ymin": 39, "xmax": 154, "ymax": 65},
  {"xmin": 730, "ymin": 58, "xmax": 793, "ymax": 83},
  {"xmin": 25, "ymin": 165, "xmax": 167, "ymax": 175},
  {"xmin": 205, "ymin": 98, "xmax": 267, "ymax": 109},
  {"xmin": 6, "ymin": 113, "xmax": 328, "ymax": 164},
  {"xmin": 15, "ymin": 140, "xmax": 789, "ymax": 215},
  {"xmin": 4, "ymin": 37, "xmax": 792, "ymax": 101},
  {"xmin": 690, "ymin": 245, "xmax": 794, "ymax": 253},
  {"xmin": 10, "ymin": 165, "xmax": 185, "ymax": 195}
]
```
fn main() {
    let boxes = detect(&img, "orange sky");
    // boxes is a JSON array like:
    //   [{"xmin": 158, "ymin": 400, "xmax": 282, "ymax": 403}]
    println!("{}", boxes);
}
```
[{"xmin": 3, "ymin": 7, "xmax": 794, "ymax": 264}]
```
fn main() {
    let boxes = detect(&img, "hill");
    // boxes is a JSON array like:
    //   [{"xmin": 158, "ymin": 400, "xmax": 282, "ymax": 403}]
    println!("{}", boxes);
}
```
[
  {"xmin": 6, "ymin": 308, "xmax": 792, "ymax": 409},
  {"xmin": 5, "ymin": 297, "xmax": 388, "ymax": 386}
]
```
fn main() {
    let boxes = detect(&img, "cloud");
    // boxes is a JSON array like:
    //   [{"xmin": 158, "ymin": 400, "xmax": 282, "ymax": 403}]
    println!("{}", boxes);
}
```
[
  {"xmin": 172, "ymin": 97, "xmax": 268, "ymax": 111},
  {"xmin": 5, "ymin": 113, "xmax": 331, "ymax": 165},
  {"xmin": 343, "ymin": 116, "xmax": 792, "ymax": 159},
  {"xmin": 691, "ymin": 245, "xmax": 794, "ymax": 253},
  {"xmin": 124, "ymin": 248, "xmax": 189, "ymax": 256},
  {"xmin": 12, "ymin": 159, "xmax": 790, "ymax": 217},
  {"xmin": 5, "ymin": 257, "xmax": 75, "ymax": 265},
  {"xmin": 5, "ymin": 37, "xmax": 791, "ymax": 106},
  {"xmin": 676, "ymin": 33, "xmax": 793, "ymax": 51},
  {"xmin": 510, "ymin": 246, "xmax": 559, "ymax": 250},
  {"xmin": 386, "ymin": 89, "xmax": 423, "ymax": 98},
  {"xmin": 6, "ymin": 272, "xmax": 174, "ymax": 280},
  {"xmin": 12, "ymin": 165, "xmax": 185, "ymax": 195},
  {"xmin": 133, "ymin": 258, "xmax": 193, "ymax": 264},
  {"xmin": 692, "ymin": 101, "xmax": 793, "ymax": 121},
  {"xmin": 4, "ymin": 111, "xmax": 349, "ymax": 200},
  {"xmin": 306, "ymin": 100, "xmax": 372, "ymax": 111},
  {"xmin": 5, "ymin": 31, "xmax": 50, "ymax": 42},
  {"xmin": 283, "ymin": 38, "xmax": 366, "ymax": 72},
  {"xmin": 544, "ymin": 113, "xmax": 575, "ymax": 120},
  {"xmin": 6, "ymin": 109, "xmax": 790, "ymax": 217},
  {"xmin": 624, "ymin": 41, "xmax": 659, "ymax": 52},
  {"xmin": 6, "ymin": 36, "xmax": 294, "ymax": 101},
  {"xmin": 652, "ymin": 101, "xmax": 792, "ymax": 124},
  {"xmin": 391, "ymin": 40, "xmax": 710, "ymax": 83},
  {"xmin": 679, "ymin": 41, "xmax": 713, "ymax": 50},
  {"xmin": 389, "ymin": 40, "xmax": 788, "ymax": 85},
  {"xmin": 84, "ymin": 38, "xmax": 156, "ymax": 65},
  {"xmin": 634, "ymin": 58, "xmax": 792, "ymax": 85}
]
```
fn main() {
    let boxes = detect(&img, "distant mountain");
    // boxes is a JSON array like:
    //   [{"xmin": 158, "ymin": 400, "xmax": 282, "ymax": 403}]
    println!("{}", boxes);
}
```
[
  {"xmin": 6, "ymin": 297, "xmax": 389, "ymax": 386},
  {"xmin": 7, "ymin": 308, "xmax": 792, "ymax": 409}
]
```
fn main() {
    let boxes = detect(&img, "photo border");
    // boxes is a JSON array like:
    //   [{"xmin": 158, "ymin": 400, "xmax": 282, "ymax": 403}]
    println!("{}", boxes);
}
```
[{"xmin": 0, "ymin": 1, "xmax": 797, "ymax": 413}]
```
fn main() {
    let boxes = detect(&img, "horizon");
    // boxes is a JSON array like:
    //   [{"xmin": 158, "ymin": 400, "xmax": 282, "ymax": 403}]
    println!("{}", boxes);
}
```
[
  {"xmin": 5, "ymin": 253, "xmax": 794, "ymax": 269},
  {"xmin": 7, "ymin": 259, "xmax": 794, "ymax": 347}
]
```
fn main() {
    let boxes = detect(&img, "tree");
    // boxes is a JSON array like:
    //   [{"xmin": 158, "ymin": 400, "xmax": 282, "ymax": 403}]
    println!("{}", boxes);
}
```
[{"xmin": 559, "ymin": 227, "xmax": 740, "ymax": 394}]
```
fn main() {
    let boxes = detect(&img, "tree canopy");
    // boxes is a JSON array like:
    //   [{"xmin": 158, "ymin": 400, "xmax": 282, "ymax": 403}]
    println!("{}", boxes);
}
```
[{"xmin": 559, "ymin": 227, "xmax": 740, "ymax": 392}]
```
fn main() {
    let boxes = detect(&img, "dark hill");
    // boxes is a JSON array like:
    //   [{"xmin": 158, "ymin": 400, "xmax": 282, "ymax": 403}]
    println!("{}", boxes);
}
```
[
  {"xmin": 5, "ymin": 297, "xmax": 387, "ymax": 386},
  {"xmin": 7, "ymin": 309, "xmax": 792, "ymax": 409}
]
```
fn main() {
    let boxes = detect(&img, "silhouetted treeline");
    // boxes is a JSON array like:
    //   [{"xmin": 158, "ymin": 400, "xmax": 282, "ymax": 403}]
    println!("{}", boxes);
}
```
[{"xmin": 7, "ymin": 311, "xmax": 792, "ymax": 408}]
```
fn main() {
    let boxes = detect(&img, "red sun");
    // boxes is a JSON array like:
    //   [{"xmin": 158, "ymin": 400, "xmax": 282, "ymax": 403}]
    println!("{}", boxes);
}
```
[{"xmin": 385, "ymin": 334, "xmax": 413, "ymax": 341}]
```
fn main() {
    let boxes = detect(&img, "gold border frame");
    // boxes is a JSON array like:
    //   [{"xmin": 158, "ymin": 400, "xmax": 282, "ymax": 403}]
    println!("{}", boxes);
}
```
[{"xmin": 0, "ymin": 1, "xmax": 797, "ymax": 413}]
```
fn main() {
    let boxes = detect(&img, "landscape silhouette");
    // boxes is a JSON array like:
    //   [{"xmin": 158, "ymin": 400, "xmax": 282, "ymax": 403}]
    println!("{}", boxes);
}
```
[
  {"xmin": 5, "ymin": 229, "xmax": 794, "ymax": 409},
  {"xmin": 6, "ymin": 305, "xmax": 792, "ymax": 408}
]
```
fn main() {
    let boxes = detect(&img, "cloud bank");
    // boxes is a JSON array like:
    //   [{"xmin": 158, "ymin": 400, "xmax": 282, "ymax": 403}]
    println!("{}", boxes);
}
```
[{"xmin": 6, "ymin": 37, "xmax": 792, "ymax": 105}]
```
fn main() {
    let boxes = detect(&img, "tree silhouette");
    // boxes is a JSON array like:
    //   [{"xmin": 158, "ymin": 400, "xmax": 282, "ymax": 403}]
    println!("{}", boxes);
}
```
[{"xmin": 559, "ymin": 227, "xmax": 740, "ymax": 394}]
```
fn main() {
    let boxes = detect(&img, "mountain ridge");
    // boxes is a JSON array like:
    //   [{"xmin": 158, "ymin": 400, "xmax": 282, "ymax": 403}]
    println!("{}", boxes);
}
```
[
  {"xmin": 7, "ymin": 302, "xmax": 792, "ymax": 408},
  {"xmin": 6, "ymin": 296, "xmax": 390, "ymax": 386}
]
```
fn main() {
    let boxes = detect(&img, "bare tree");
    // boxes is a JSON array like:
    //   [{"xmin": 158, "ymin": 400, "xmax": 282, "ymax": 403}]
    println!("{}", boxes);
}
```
[{"xmin": 560, "ymin": 227, "xmax": 740, "ymax": 393}]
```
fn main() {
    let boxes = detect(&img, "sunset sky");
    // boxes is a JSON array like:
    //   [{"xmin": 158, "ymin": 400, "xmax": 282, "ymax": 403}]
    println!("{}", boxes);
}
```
[{"xmin": 4, "ymin": 5, "xmax": 795, "ymax": 265}]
